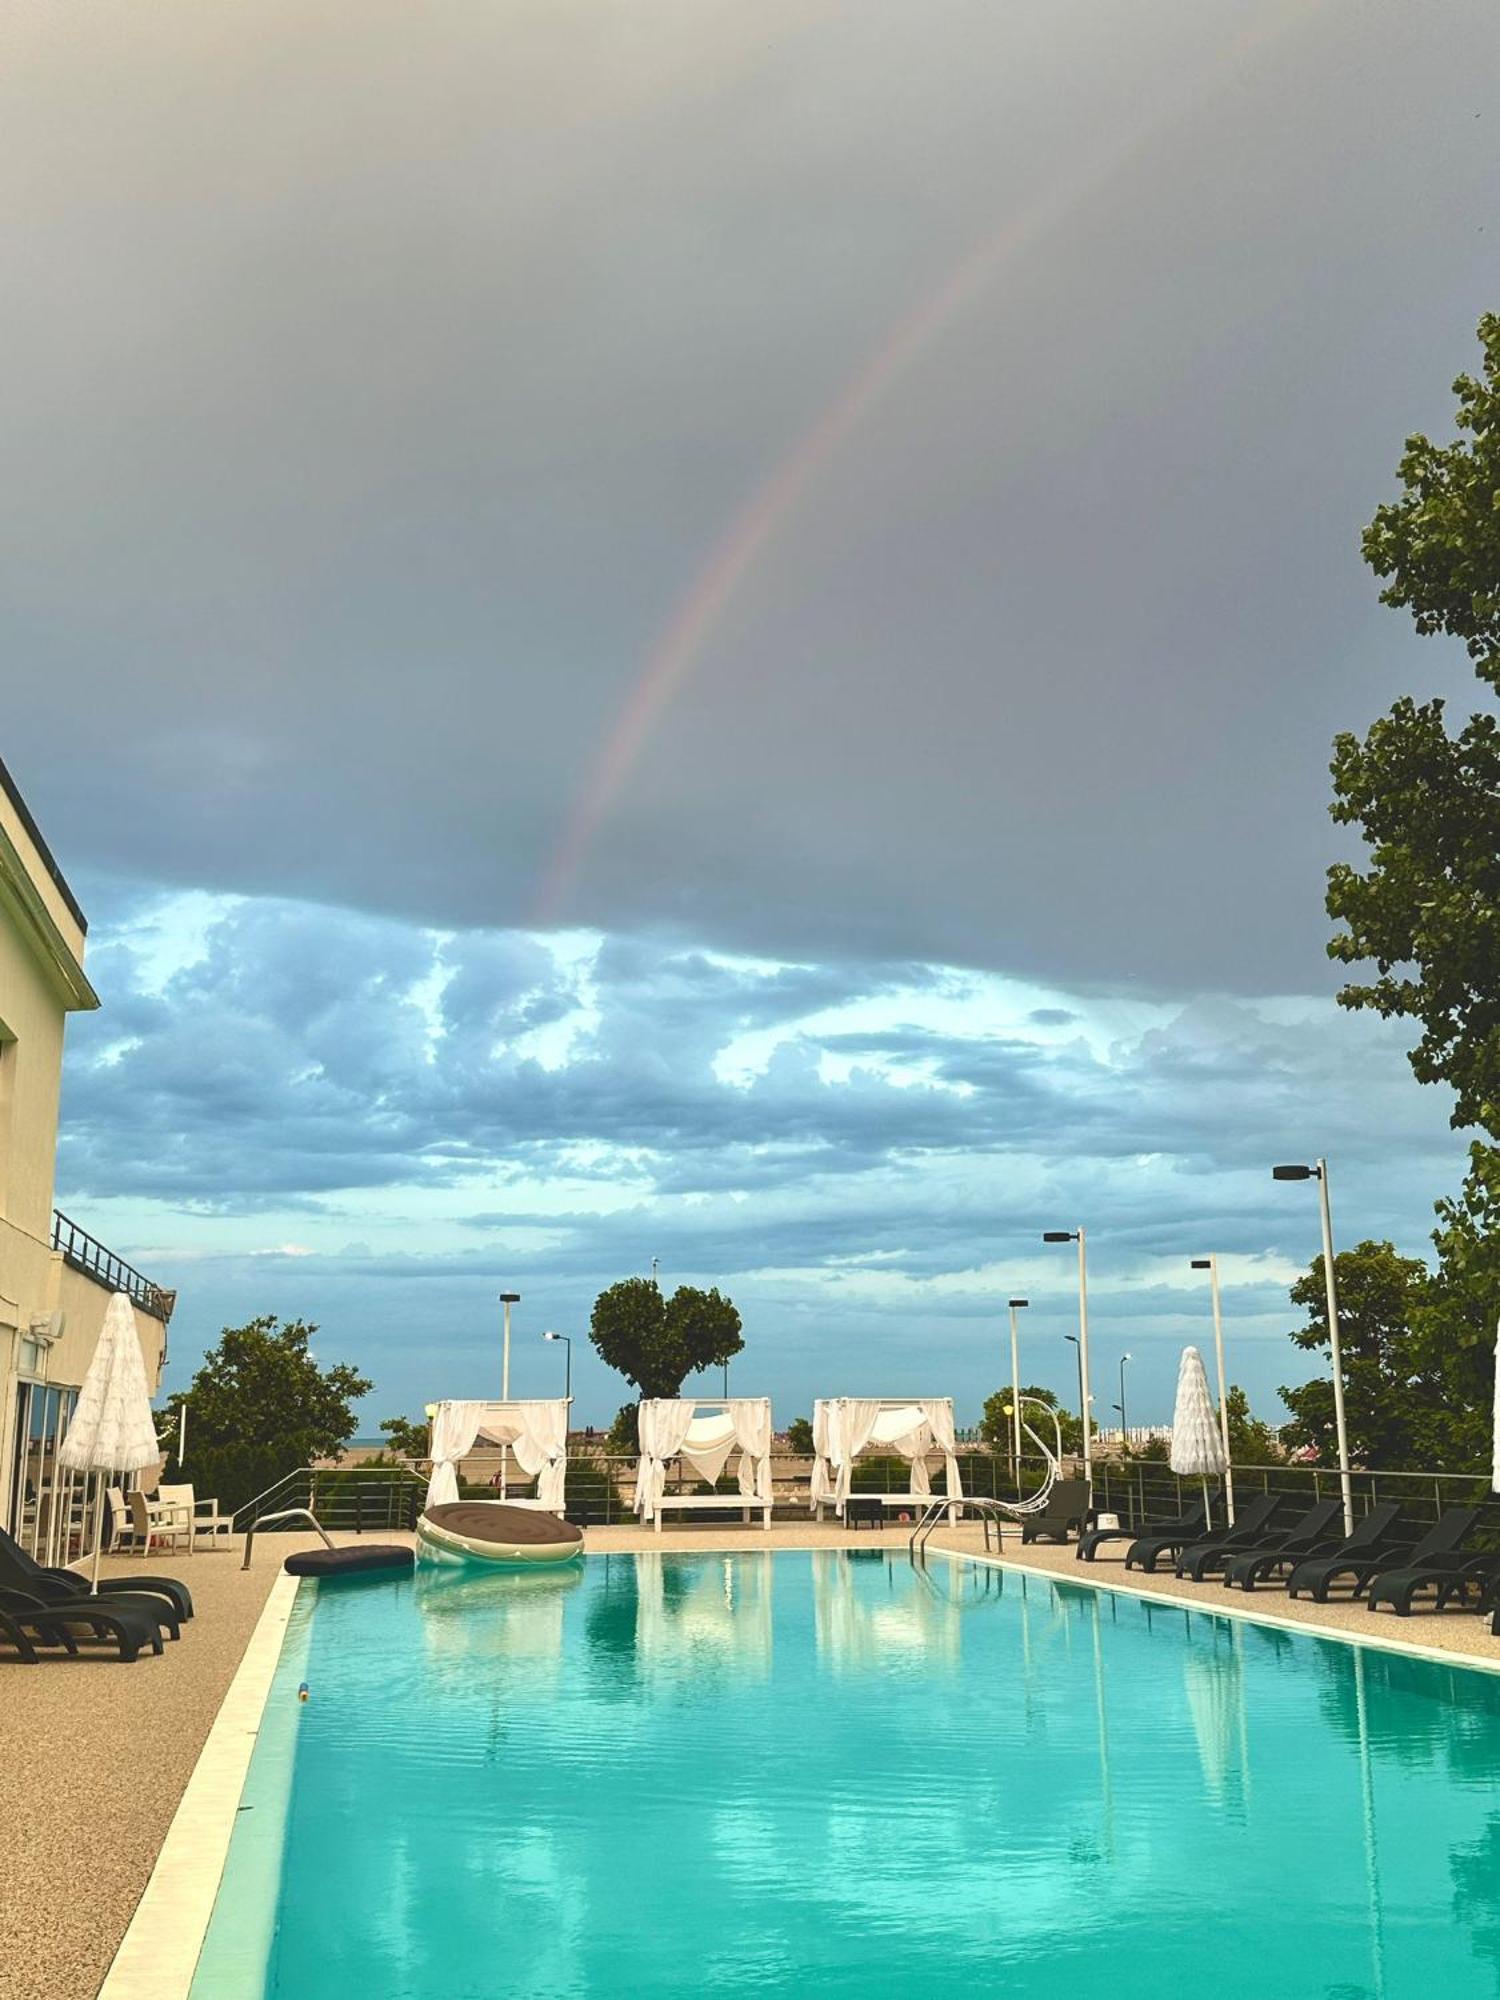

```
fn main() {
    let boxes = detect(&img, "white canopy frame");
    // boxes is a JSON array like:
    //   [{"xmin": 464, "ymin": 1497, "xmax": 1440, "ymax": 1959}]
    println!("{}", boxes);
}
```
[
  {"xmin": 808, "ymin": 1397, "xmax": 963, "ymax": 1522},
  {"xmin": 424, "ymin": 1398, "xmax": 572, "ymax": 1516},
  {"xmin": 633, "ymin": 1396, "xmax": 774, "ymax": 1532}
]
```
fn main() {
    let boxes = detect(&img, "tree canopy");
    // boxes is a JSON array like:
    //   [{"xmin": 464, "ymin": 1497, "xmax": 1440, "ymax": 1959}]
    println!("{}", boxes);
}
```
[
  {"xmin": 162, "ymin": 1315, "xmax": 371, "ymax": 1466},
  {"xmin": 588, "ymin": 1277, "xmax": 744, "ymax": 1438},
  {"xmin": 1278, "ymin": 1239, "xmax": 1490, "ymax": 1472},
  {"xmin": 379, "ymin": 1413, "xmax": 431, "ymax": 1460},
  {"xmin": 1329, "ymin": 314, "xmax": 1500, "ymax": 1143}
]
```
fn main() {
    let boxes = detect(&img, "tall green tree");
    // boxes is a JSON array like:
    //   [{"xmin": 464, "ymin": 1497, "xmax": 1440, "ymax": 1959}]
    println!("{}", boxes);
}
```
[
  {"xmin": 162, "ymin": 1315, "xmax": 371, "ymax": 1466},
  {"xmin": 589, "ymin": 1277, "xmax": 744, "ymax": 1439},
  {"xmin": 1277, "ymin": 1240, "xmax": 1474, "ymax": 1471},
  {"xmin": 1328, "ymin": 315, "xmax": 1500, "ymax": 1170}
]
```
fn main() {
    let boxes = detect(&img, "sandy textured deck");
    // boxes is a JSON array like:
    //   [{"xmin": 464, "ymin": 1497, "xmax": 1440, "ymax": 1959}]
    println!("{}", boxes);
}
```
[
  {"xmin": 7, "ymin": 1517, "xmax": 1500, "ymax": 2000},
  {"xmin": 0, "ymin": 1535, "xmax": 340, "ymax": 2000}
]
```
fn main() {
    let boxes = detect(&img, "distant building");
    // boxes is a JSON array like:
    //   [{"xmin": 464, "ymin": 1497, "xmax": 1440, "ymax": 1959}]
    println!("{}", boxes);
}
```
[{"xmin": 0, "ymin": 755, "xmax": 174, "ymax": 1555}]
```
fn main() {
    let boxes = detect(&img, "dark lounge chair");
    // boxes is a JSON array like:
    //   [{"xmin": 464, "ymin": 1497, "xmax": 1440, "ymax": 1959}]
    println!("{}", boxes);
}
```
[
  {"xmin": 1222, "ymin": 1500, "xmax": 1404, "ymax": 1593},
  {"xmin": 1125, "ymin": 1491, "xmax": 1283, "ymax": 1574},
  {"xmin": 0, "ymin": 1586, "xmax": 164, "ymax": 1664},
  {"xmin": 1177, "ymin": 1496, "xmax": 1344, "ymax": 1583},
  {"xmin": 0, "ymin": 1525, "xmax": 192, "ymax": 1630},
  {"xmin": 1366, "ymin": 1523, "xmax": 1495, "ymax": 1617},
  {"xmin": 1077, "ymin": 1501, "xmax": 1206, "ymax": 1563},
  {"xmin": 845, "ymin": 1497, "xmax": 884, "ymax": 1530},
  {"xmin": 1020, "ymin": 1478, "xmax": 1091, "ymax": 1545},
  {"xmin": 1286, "ymin": 1506, "xmax": 1481, "ymax": 1604},
  {"xmin": 0, "ymin": 1606, "xmax": 40, "ymax": 1664}
]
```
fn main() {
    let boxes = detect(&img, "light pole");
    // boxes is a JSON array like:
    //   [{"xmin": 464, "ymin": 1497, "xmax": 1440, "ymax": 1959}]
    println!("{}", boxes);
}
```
[
  {"xmin": 1190, "ymin": 1256, "xmax": 1236, "ymax": 1524},
  {"xmin": 499, "ymin": 1292, "xmax": 521, "ymax": 1399},
  {"xmin": 1273, "ymin": 1160, "xmax": 1352, "ymax": 1533},
  {"xmin": 543, "ymin": 1330, "xmax": 572, "ymax": 1402},
  {"xmin": 1064, "ymin": 1333, "xmax": 1085, "ymax": 1439},
  {"xmin": 1007, "ymin": 1298, "xmax": 1028, "ymax": 1479},
  {"xmin": 1115, "ymin": 1353, "xmax": 1131, "ymax": 1442},
  {"xmin": 1045, "ymin": 1229, "xmax": 1093, "ymax": 1480}
]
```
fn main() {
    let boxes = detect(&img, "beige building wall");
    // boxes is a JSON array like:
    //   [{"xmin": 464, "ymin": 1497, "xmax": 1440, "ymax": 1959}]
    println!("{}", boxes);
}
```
[{"xmin": 0, "ymin": 757, "xmax": 172, "ymax": 1545}]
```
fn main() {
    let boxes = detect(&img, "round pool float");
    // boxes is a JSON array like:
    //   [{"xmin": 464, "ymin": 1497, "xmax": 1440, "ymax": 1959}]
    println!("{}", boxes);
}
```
[{"xmin": 416, "ymin": 1500, "xmax": 584, "ymax": 1569}]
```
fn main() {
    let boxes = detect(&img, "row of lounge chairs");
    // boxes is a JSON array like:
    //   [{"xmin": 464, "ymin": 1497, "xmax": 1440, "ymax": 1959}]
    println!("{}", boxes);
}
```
[
  {"xmin": 1023, "ymin": 1482, "xmax": 1500, "ymax": 1625},
  {"xmin": 0, "ymin": 1525, "xmax": 195, "ymax": 1664}
]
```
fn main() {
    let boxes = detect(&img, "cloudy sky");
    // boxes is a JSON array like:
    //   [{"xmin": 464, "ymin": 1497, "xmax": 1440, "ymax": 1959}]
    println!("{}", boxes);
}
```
[{"xmin": 5, "ymin": 0, "xmax": 1496, "ymax": 1431}]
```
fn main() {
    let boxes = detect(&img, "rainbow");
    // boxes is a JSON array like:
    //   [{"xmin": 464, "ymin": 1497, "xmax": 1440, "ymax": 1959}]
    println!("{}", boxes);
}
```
[{"xmin": 533, "ymin": 2, "xmax": 1310, "ymax": 928}]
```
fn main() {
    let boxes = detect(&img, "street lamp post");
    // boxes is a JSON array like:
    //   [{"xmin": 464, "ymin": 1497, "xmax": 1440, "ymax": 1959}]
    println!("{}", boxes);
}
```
[
  {"xmin": 543, "ymin": 1330, "xmax": 572, "ymax": 1402},
  {"xmin": 1115, "ymin": 1353, "xmax": 1132, "ymax": 1442},
  {"xmin": 1190, "ymin": 1256, "xmax": 1236, "ymax": 1524},
  {"xmin": 1045, "ymin": 1229, "xmax": 1093, "ymax": 1480},
  {"xmin": 1273, "ymin": 1160, "xmax": 1353, "ymax": 1534},
  {"xmin": 499, "ymin": 1291, "xmax": 521, "ymax": 1497},
  {"xmin": 499, "ymin": 1292, "xmax": 521, "ymax": 1400},
  {"xmin": 1007, "ymin": 1298, "xmax": 1028, "ymax": 1480}
]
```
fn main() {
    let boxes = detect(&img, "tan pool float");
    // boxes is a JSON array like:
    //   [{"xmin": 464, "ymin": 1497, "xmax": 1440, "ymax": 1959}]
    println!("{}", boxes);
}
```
[{"xmin": 415, "ymin": 1500, "xmax": 584, "ymax": 1569}]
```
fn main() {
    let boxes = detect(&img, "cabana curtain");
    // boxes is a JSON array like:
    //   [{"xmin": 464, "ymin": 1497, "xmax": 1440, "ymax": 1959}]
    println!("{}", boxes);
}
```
[
  {"xmin": 425, "ymin": 1398, "xmax": 571, "ymax": 1511},
  {"xmin": 634, "ymin": 1397, "xmax": 774, "ymax": 1519},
  {"xmin": 809, "ymin": 1397, "xmax": 963, "ymax": 1513}
]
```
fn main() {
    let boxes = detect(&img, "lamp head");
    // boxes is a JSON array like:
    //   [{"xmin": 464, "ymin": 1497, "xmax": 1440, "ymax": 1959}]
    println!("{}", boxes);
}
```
[
  {"xmin": 1008, "ymin": 1297, "xmax": 1029, "ymax": 1309},
  {"xmin": 1041, "ymin": 1230, "xmax": 1074, "ymax": 1243},
  {"xmin": 1271, "ymin": 1165, "xmax": 1314, "ymax": 1182},
  {"xmin": 1190, "ymin": 1257, "xmax": 1212, "ymax": 1269},
  {"xmin": 500, "ymin": 1291, "xmax": 522, "ymax": 1303}
]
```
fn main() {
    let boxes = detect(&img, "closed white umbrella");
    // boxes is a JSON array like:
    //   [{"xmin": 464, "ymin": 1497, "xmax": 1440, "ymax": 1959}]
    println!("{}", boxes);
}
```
[
  {"xmin": 1170, "ymin": 1344, "xmax": 1228, "ymax": 1527},
  {"xmin": 58, "ymin": 1292, "xmax": 162, "ymax": 1587}
]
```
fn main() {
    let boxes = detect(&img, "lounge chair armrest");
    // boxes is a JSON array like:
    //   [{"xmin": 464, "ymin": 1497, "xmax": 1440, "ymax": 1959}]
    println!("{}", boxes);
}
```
[{"xmin": 192, "ymin": 1497, "xmax": 222, "ymax": 1514}]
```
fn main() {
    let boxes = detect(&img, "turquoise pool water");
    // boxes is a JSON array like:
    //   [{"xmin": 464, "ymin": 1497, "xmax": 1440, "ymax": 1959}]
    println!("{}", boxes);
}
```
[{"xmin": 194, "ymin": 1552, "xmax": 1500, "ymax": 1998}]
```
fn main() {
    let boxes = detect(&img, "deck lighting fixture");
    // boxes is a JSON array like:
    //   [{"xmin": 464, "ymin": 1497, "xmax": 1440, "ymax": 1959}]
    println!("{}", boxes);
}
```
[
  {"xmin": 1044, "ymin": 1230, "xmax": 1093, "ymax": 1478},
  {"xmin": 1271, "ymin": 1160, "xmax": 1351, "ymax": 1531}
]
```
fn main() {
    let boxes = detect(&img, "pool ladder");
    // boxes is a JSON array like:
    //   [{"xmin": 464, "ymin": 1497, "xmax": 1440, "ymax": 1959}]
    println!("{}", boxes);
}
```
[
  {"xmin": 909, "ymin": 1496, "xmax": 1019, "ymax": 1559},
  {"xmin": 242, "ymin": 1506, "xmax": 336, "ymax": 1570}
]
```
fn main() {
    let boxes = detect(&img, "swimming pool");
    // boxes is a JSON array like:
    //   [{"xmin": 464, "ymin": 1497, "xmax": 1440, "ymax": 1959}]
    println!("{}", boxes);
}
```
[{"xmin": 192, "ymin": 1551, "xmax": 1500, "ymax": 1997}]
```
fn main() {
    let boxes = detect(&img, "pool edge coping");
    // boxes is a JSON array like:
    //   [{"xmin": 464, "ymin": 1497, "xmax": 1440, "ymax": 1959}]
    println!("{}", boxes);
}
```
[
  {"xmin": 97, "ymin": 1568, "xmax": 302, "ymax": 2000},
  {"xmin": 939, "ymin": 1542, "xmax": 1500, "ymax": 1677}
]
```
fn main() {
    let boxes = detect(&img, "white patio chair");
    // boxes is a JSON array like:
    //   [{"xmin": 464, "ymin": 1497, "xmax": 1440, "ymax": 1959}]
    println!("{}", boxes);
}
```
[
  {"xmin": 129, "ymin": 1488, "xmax": 191, "ymax": 1555},
  {"xmin": 159, "ymin": 1482, "xmax": 234, "ymax": 1550}
]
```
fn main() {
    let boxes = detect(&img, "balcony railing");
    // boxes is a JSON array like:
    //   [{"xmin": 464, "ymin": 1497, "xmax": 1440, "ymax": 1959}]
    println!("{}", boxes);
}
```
[{"xmin": 51, "ymin": 1210, "xmax": 174, "ymax": 1324}]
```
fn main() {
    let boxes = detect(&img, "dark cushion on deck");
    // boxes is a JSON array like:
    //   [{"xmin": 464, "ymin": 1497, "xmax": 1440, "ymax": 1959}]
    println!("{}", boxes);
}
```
[{"xmin": 283, "ymin": 1544, "xmax": 415, "ymax": 1577}]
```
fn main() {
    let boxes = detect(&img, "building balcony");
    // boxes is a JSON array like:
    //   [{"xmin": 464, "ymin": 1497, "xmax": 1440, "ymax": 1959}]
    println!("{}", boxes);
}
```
[{"xmin": 51, "ymin": 1209, "xmax": 175, "ymax": 1326}]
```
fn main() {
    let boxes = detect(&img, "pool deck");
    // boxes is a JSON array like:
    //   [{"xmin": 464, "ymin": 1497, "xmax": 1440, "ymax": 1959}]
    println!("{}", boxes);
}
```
[{"xmin": 7, "ymin": 1519, "xmax": 1500, "ymax": 2000}]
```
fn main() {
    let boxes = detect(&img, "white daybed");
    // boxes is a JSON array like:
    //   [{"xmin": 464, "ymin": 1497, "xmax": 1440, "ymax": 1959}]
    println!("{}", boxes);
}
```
[
  {"xmin": 633, "ymin": 1397, "xmax": 774, "ymax": 1532},
  {"xmin": 424, "ymin": 1398, "xmax": 571, "ymax": 1515},
  {"xmin": 809, "ymin": 1397, "xmax": 963, "ymax": 1522}
]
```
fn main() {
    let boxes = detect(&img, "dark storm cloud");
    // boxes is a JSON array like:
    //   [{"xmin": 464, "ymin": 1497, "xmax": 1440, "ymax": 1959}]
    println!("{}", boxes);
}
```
[
  {"xmin": 57, "ymin": 886, "xmax": 1461, "ymax": 1236},
  {"xmin": 3, "ymin": 1, "xmax": 1497, "ymax": 990}
]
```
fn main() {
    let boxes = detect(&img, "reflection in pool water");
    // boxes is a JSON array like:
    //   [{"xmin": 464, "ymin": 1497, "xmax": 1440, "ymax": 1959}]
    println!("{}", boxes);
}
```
[{"xmin": 192, "ymin": 1552, "xmax": 1500, "ymax": 1998}]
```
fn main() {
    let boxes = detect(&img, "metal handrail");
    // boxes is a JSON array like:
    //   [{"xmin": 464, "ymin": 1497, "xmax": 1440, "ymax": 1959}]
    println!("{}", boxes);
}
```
[
  {"xmin": 51, "ymin": 1209, "xmax": 173, "ymax": 1323},
  {"xmin": 242, "ymin": 1507, "xmax": 335, "ymax": 1571},
  {"xmin": 910, "ymin": 1494, "xmax": 1023, "ymax": 1558}
]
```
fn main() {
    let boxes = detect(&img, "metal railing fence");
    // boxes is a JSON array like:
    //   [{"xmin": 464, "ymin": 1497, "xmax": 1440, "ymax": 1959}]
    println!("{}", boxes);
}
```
[
  {"xmin": 52, "ymin": 1209, "xmax": 173, "ymax": 1324},
  {"xmin": 229, "ymin": 1449, "xmax": 1500, "ymax": 1540}
]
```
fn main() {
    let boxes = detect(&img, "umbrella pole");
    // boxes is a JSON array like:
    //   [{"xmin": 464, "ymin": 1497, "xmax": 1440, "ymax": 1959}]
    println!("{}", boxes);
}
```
[
  {"xmin": 90, "ymin": 1472, "xmax": 104, "ymax": 1592},
  {"xmin": 1202, "ymin": 1476, "xmax": 1211, "ymax": 1530}
]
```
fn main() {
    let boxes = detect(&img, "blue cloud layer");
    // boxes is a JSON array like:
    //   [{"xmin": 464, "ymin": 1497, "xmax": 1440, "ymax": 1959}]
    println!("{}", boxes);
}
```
[{"xmin": 55, "ymin": 879, "xmax": 1467, "ymax": 1428}]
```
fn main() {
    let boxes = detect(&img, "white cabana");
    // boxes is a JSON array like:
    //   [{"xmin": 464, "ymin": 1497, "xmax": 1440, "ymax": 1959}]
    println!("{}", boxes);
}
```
[
  {"xmin": 424, "ymin": 1398, "xmax": 571, "ymax": 1515},
  {"xmin": 808, "ymin": 1398, "xmax": 963, "ymax": 1521},
  {"xmin": 632, "ymin": 1397, "xmax": 774, "ymax": 1531}
]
